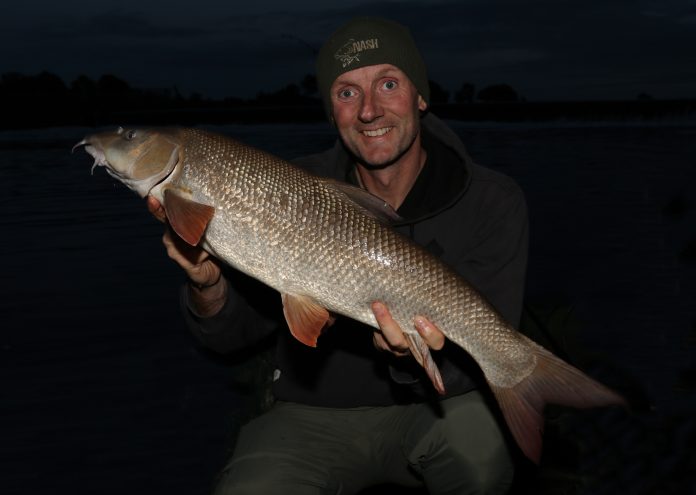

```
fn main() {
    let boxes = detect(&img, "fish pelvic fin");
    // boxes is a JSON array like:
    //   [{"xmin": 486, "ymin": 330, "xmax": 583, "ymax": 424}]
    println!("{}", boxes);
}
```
[
  {"xmin": 282, "ymin": 293, "xmax": 330, "ymax": 347},
  {"xmin": 405, "ymin": 333, "xmax": 446, "ymax": 395},
  {"xmin": 489, "ymin": 335, "xmax": 627, "ymax": 464},
  {"xmin": 164, "ymin": 189, "xmax": 215, "ymax": 246}
]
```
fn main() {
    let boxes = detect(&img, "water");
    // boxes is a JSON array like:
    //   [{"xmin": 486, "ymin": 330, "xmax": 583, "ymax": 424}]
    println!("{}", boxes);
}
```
[{"xmin": 1, "ymin": 120, "xmax": 694, "ymax": 494}]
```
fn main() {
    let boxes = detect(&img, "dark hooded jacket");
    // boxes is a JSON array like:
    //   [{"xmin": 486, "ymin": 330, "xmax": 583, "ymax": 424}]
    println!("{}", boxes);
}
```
[{"xmin": 181, "ymin": 113, "xmax": 529, "ymax": 407}]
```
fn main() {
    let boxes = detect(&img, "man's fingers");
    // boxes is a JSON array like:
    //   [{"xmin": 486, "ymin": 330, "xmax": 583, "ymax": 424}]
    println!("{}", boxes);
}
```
[
  {"xmin": 373, "ymin": 332, "xmax": 410, "ymax": 356},
  {"xmin": 372, "ymin": 332, "xmax": 389, "ymax": 351},
  {"xmin": 414, "ymin": 317, "xmax": 446, "ymax": 351},
  {"xmin": 146, "ymin": 195, "xmax": 166, "ymax": 223},
  {"xmin": 162, "ymin": 227, "xmax": 210, "ymax": 268},
  {"xmin": 152, "ymin": 204, "xmax": 221, "ymax": 290},
  {"xmin": 161, "ymin": 228, "xmax": 221, "ymax": 287},
  {"xmin": 372, "ymin": 301, "xmax": 447, "ymax": 355},
  {"xmin": 371, "ymin": 301, "xmax": 410, "ymax": 353}
]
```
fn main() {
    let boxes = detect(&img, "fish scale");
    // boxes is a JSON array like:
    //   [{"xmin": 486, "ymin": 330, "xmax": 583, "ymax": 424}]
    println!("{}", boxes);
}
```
[{"xmin": 76, "ymin": 126, "xmax": 626, "ymax": 463}]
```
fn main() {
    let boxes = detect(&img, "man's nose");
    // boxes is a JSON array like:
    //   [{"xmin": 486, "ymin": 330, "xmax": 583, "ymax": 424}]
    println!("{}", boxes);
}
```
[{"xmin": 358, "ymin": 90, "xmax": 383, "ymax": 123}]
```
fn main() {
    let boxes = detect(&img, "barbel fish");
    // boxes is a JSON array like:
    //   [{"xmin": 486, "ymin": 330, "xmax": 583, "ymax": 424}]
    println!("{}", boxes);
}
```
[{"xmin": 74, "ymin": 126, "xmax": 625, "ymax": 462}]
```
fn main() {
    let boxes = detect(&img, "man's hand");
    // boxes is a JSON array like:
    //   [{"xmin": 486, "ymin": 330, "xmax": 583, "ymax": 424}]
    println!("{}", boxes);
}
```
[
  {"xmin": 146, "ymin": 196, "xmax": 227, "ymax": 316},
  {"xmin": 146, "ymin": 195, "xmax": 167, "ymax": 223},
  {"xmin": 371, "ymin": 301, "xmax": 445, "ymax": 356},
  {"xmin": 146, "ymin": 196, "xmax": 222, "ymax": 288}
]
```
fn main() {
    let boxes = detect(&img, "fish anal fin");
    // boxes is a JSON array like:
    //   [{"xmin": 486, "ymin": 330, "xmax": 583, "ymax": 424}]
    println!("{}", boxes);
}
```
[
  {"xmin": 490, "ymin": 335, "xmax": 627, "ymax": 464},
  {"xmin": 164, "ymin": 189, "xmax": 215, "ymax": 246},
  {"xmin": 282, "ymin": 293, "xmax": 330, "ymax": 347},
  {"xmin": 324, "ymin": 180, "xmax": 402, "ymax": 223},
  {"xmin": 405, "ymin": 333, "xmax": 446, "ymax": 395}
]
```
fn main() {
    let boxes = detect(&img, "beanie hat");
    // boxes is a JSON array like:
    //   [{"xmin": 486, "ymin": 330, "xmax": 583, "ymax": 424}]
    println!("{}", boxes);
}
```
[{"xmin": 316, "ymin": 17, "xmax": 430, "ymax": 116}]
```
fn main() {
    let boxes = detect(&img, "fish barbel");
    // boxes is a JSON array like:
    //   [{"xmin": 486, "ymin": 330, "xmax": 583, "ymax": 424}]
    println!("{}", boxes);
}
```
[{"xmin": 74, "ymin": 126, "xmax": 625, "ymax": 462}]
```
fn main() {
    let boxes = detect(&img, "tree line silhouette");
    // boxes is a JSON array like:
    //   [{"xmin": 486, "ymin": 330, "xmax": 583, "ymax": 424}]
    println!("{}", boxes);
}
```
[
  {"xmin": 1, "ymin": 71, "xmax": 692, "ymax": 129},
  {"xmin": 0, "ymin": 71, "xmax": 526, "ymax": 129}
]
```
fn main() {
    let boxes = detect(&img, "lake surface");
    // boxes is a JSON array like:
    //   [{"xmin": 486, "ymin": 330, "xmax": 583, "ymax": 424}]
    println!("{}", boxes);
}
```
[{"xmin": 1, "ymin": 120, "xmax": 694, "ymax": 494}]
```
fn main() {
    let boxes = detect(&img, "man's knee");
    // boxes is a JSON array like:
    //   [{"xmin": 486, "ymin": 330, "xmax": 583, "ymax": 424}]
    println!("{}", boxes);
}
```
[
  {"xmin": 416, "ymin": 445, "xmax": 513, "ymax": 495},
  {"xmin": 212, "ymin": 447, "xmax": 340, "ymax": 495},
  {"xmin": 408, "ymin": 392, "xmax": 515, "ymax": 494},
  {"xmin": 213, "ymin": 465, "xmax": 329, "ymax": 495},
  {"xmin": 471, "ymin": 449, "xmax": 515, "ymax": 495}
]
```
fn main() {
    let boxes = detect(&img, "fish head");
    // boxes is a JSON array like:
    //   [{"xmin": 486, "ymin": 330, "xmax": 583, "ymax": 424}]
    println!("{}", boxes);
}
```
[{"xmin": 74, "ymin": 127, "xmax": 181, "ymax": 197}]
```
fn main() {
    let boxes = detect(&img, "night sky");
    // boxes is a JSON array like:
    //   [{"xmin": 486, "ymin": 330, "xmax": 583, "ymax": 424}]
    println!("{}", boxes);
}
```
[{"xmin": 4, "ymin": 0, "xmax": 695, "ymax": 102}]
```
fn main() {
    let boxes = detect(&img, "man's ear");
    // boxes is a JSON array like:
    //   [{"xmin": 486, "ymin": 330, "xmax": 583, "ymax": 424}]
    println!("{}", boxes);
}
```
[{"xmin": 418, "ymin": 94, "xmax": 428, "ymax": 112}]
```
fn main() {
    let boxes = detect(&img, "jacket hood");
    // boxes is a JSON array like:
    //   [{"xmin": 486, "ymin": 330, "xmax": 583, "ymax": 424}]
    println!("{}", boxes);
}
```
[{"xmin": 396, "ymin": 112, "xmax": 473, "ymax": 224}]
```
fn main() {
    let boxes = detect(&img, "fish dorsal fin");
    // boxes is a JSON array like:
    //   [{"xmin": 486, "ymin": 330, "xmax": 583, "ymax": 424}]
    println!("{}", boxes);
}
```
[
  {"xmin": 324, "ymin": 180, "xmax": 402, "ymax": 224},
  {"xmin": 164, "ymin": 189, "xmax": 215, "ymax": 246},
  {"xmin": 281, "ymin": 293, "xmax": 330, "ymax": 347}
]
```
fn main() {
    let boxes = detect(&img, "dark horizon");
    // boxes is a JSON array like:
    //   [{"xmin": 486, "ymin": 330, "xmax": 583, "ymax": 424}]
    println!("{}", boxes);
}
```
[
  {"xmin": 4, "ymin": 68, "xmax": 694, "ymax": 104},
  {"xmin": 2, "ymin": 69, "xmax": 695, "ymax": 131}
]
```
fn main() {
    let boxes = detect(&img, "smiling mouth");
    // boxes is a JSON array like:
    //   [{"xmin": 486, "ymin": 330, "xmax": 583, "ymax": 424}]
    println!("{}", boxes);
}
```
[{"xmin": 362, "ymin": 127, "xmax": 393, "ymax": 137}]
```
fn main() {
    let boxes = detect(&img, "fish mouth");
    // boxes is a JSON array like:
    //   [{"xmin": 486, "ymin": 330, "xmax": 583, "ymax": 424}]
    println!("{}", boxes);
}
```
[{"xmin": 72, "ymin": 139, "xmax": 110, "ymax": 176}]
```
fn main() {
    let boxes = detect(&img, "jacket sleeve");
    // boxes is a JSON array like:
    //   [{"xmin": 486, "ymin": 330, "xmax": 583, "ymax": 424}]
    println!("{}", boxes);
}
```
[{"xmin": 181, "ymin": 268, "xmax": 281, "ymax": 354}]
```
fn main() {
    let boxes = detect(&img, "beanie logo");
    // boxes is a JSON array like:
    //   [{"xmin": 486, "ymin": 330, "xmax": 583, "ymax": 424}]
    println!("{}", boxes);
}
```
[{"xmin": 334, "ymin": 38, "xmax": 380, "ymax": 68}]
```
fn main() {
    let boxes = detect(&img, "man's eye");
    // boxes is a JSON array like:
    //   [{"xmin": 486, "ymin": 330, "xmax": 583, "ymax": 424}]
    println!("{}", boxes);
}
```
[
  {"xmin": 383, "ymin": 80, "xmax": 397, "ymax": 90},
  {"xmin": 338, "ymin": 89, "xmax": 355, "ymax": 99}
]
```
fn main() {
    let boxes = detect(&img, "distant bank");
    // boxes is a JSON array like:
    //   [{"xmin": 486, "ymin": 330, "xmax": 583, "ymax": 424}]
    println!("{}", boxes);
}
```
[{"xmin": 1, "ymin": 99, "xmax": 695, "ymax": 130}]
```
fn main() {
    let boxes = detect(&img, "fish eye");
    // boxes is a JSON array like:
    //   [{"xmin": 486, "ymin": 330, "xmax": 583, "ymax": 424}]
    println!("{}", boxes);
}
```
[{"xmin": 124, "ymin": 130, "xmax": 137, "ymax": 140}]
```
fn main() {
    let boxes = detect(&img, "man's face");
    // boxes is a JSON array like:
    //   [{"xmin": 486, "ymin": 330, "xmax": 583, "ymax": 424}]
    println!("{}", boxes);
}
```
[{"xmin": 329, "ymin": 64, "xmax": 427, "ymax": 169}]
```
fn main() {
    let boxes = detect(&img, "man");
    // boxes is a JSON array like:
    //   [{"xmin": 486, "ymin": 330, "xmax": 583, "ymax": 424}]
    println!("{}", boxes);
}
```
[{"xmin": 149, "ymin": 17, "xmax": 528, "ymax": 495}]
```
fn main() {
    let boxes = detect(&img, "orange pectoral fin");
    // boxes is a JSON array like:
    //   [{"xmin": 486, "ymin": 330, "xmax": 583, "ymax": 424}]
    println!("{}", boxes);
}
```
[
  {"xmin": 281, "ymin": 293, "xmax": 330, "ymax": 347},
  {"xmin": 163, "ymin": 189, "xmax": 215, "ymax": 246}
]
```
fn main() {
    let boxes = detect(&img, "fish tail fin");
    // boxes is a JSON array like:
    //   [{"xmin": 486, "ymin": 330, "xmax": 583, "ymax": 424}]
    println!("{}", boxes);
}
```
[{"xmin": 489, "ymin": 335, "xmax": 626, "ymax": 464}]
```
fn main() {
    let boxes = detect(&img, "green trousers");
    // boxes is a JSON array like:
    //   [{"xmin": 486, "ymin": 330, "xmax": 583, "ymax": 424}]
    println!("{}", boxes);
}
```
[{"xmin": 213, "ymin": 390, "xmax": 514, "ymax": 495}]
